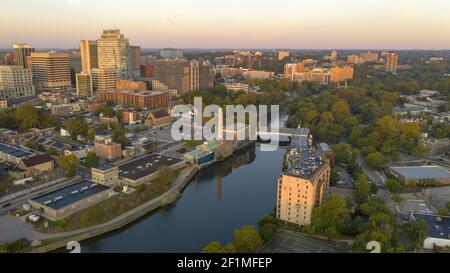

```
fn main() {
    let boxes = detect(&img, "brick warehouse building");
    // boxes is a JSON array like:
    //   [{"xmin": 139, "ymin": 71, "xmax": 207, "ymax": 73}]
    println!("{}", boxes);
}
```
[{"xmin": 97, "ymin": 90, "xmax": 168, "ymax": 109}]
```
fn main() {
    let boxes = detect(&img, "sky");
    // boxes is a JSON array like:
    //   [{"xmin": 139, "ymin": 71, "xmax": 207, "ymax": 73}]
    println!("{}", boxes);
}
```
[{"xmin": 1, "ymin": 0, "xmax": 450, "ymax": 49}]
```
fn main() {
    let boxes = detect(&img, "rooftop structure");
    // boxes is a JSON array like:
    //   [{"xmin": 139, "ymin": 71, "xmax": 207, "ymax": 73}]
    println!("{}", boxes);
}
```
[
  {"xmin": 411, "ymin": 213, "xmax": 450, "ymax": 249},
  {"xmin": 388, "ymin": 165, "xmax": 450, "ymax": 185},
  {"xmin": 118, "ymin": 153, "xmax": 184, "ymax": 186}
]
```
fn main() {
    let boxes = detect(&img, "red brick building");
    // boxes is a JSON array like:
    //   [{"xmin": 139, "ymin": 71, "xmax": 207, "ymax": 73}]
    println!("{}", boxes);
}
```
[
  {"xmin": 140, "ymin": 64, "xmax": 155, "ymax": 77},
  {"xmin": 97, "ymin": 90, "xmax": 168, "ymax": 109}
]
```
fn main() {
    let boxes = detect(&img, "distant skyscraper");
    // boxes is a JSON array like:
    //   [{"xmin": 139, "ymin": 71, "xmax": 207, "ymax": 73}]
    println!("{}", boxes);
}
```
[
  {"xmin": 0, "ymin": 65, "xmax": 35, "ymax": 100},
  {"xmin": 330, "ymin": 50, "xmax": 338, "ymax": 61},
  {"xmin": 13, "ymin": 44, "xmax": 35, "ymax": 68},
  {"xmin": 160, "ymin": 48, "xmax": 183, "ymax": 59},
  {"xmin": 30, "ymin": 51, "xmax": 71, "ymax": 91},
  {"xmin": 189, "ymin": 60, "xmax": 200, "ymax": 91},
  {"xmin": 199, "ymin": 61, "xmax": 214, "ymax": 90},
  {"xmin": 385, "ymin": 52, "xmax": 399, "ymax": 73},
  {"xmin": 130, "ymin": 46, "xmax": 141, "ymax": 77},
  {"xmin": 360, "ymin": 51, "xmax": 379, "ymax": 63},
  {"xmin": 284, "ymin": 63, "xmax": 296, "ymax": 80},
  {"xmin": 3, "ymin": 53, "xmax": 15, "ymax": 65},
  {"xmin": 76, "ymin": 72, "xmax": 93, "ymax": 97},
  {"xmin": 97, "ymin": 29, "xmax": 131, "ymax": 79},
  {"xmin": 80, "ymin": 40, "xmax": 98, "ymax": 74},
  {"xmin": 347, "ymin": 54, "xmax": 360, "ymax": 64}
]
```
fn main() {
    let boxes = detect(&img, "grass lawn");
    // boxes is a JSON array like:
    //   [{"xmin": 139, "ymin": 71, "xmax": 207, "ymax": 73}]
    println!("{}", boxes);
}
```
[{"xmin": 35, "ymin": 178, "xmax": 170, "ymax": 234}]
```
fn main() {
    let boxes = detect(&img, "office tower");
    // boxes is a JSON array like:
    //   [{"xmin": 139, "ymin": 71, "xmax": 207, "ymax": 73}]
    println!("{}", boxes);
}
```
[
  {"xmin": 330, "ymin": 50, "xmax": 338, "ymax": 61},
  {"xmin": 160, "ymin": 48, "xmax": 183, "ymax": 59},
  {"xmin": 140, "ymin": 64, "xmax": 155, "ymax": 77},
  {"xmin": 284, "ymin": 63, "xmax": 296, "ymax": 80},
  {"xmin": 277, "ymin": 128, "xmax": 330, "ymax": 226},
  {"xmin": 360, "ymin": 51, "xmax": 378, "ymax": 63},
  {"xmin": 278, "ymin": 51, "xmax": 290, "ymax": 61},
  {"xmin": 30, "ymin": 51, "xmax": 71, "ymax": 91},
  {"xmin": 199, "ymin": 61, "xmax": 214, "ymax": 90},
  {"xmin": 189, "ymin": 60, "xmax": 200, "ymax": 91},
  {"xmin": 130, "ymin": 46, "xmax": 141, "ymax": 77},
  {"xmin": 330, "ymin": 66, "xmax": 354, "ymax": 83},
  {"xmin": 154, "ymin": 59, "xmax": 190, "ymax": 95},
  {"xmin": 76, "ymin": 72, "xmax": 93, "ymax": 97},
  {"xmin": 13, "ymin": 44, "xmax": 35, "ymax": 68},
  {"xmin": 347, "ymin": 54, "xmax": 360, "ymax": 64},
  {"xmin": 385, "ymin": 52, "xmax": 399, "ymax": 73},
  {"xmin": 91, "ymin": 68, "xmax": 119, "ymax": 92},
  {"xmin": 97, "ymin": 29, "xmax": 131, "ymax": 79},
  {"xmin": 80, "ymin": 40, "xmax": 98, "ymax": 74},
  {"xmin": 3, "ymin": 53, "xmax": 15, "ymax": 65},
  {"xmin": 0, "ymin": 65, "xmax": 35, "ymax": 100}
]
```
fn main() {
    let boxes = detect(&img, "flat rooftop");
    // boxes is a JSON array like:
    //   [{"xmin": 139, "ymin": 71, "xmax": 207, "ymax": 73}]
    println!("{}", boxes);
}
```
[
  {"xmin": 95, "ymin": 163, "xmax": 115, "ymax": 171},
  {"xmin": 286, "ymin": 148, "xmax": 326, "ymax": 180},
  {"xmin": 390, "ymin": 165, "xmax": 450, "ymax": 180},
  {"xmin": 0, "ymin": 143, "xmax": 34, "ymax": 158},
  {"xmin": 413, "ymin": 213, "xmax": 450, "ymax": 240},
  {"xmin": 118, "ymin": 153, "xmax": 182, "ymax": 181},
  {"xmin": 31, "ymin": 180, "xmax": 110, "ymax": 210}
]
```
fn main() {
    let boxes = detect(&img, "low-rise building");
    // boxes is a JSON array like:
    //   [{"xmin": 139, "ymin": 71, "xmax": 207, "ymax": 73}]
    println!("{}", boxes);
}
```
[
  {"xmin": 145, "ymin": 109, "xmax": 172, "ymax": 127},
  {"xmin": 410, "ymin": 213, "xmax": 450, "ymax": 249},
  {"xmin": 420, "ymin": 137, "xmax": 449, "ymax": 156},
  {"xmin": 118, "ymin": 153, "xmax": 185, "ymax": 186},
  {"xmin": 91, "ymin": 163, "xmax": 119, "ymax": 187},
  {"xmin": 18, "ymin": 153, "xmax": 54, "ymax": 174},
  {"xmin": 388, "ymin": 165, "xmax": 450, "ymax": 185},
  {"xmin": 29, "ymin": 179, "xmax": 114, "ymax": 220},
  {"xmin": 94, "ymin": 138, "xmax": 122, "ymax": 162}
]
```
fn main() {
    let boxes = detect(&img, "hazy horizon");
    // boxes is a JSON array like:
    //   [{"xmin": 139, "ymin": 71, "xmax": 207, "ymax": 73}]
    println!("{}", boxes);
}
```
[{"xmin": 2, "ymin": 0, "xmax": 450, "ymax": 50}]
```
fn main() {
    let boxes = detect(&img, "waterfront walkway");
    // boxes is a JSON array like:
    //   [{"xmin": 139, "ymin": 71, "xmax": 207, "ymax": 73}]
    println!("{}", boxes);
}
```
[{"xmin": 0, "ymin": 165, "xmax": 198, "ymax": 245}]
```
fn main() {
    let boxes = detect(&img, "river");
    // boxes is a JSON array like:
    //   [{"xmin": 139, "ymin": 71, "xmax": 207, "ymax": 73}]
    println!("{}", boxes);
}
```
[{"xmin": 81, "ymin": 144, "xmax": 286, "ymax": 253}]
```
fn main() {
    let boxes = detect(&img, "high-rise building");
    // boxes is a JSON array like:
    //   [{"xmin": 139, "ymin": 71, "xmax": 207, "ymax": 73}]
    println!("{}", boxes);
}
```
[
  {"xmin": 385, "ymin": 52, "xmax": 399, "ymax": 73},
  {"xmin": 160, "ymin": 48, "xmax": 183, "ymax": 59},
  {"xmin": 0, "ymin": 65, "xmax": 35, "ymax": 100},
  {"xmin": 284, "ymin": 63, "xmax": 296, "ymax": 80},
  {"xmin": 347, "ymin": 54, "xmax": 360, "ymax": 64},
  {"xmin": 154, "ymin": 59, "xmax": 190, "ymax": 95},
  {"xmin": 140, "ymin": 64, "xmax": 155, "ymax": 77},
  {"xmin": 330, "ymin": 50, "xmax": 338, "ymax": 61},
  {"xmin": 80, "ymin": 40, "xmax": 98, "ymax": 74},
  {"xmin": 3, "ymin": 53, "xmax": 15, "ymax": 65},
  {"xmin": 277, "ymin": 128, "xmax": 330, "ymax": 226},
  {"xmin": 13, "ymin": 44, "xmax": 35, "ymax": 68},
  {"xmin": 360, "ymin": 51, "xmax": 379, "ymax": 63},
  {"xmin": 330, "ymin": 66, "xmax": 354, "ymax": 83},
  {"xmin": 91, "ymin": 68, "xmax": 119, "ymax": 92},
  {"xmin": 199, "ymin": 61, "xmax": 214, "ymax": 90},
  {"xmin": 130, "ymin": 46, "xmax": 141, "ymax": 77},
  {"xmin": 76, "ymin": 72, "xmax": 93, "ymax": 97},
  {"xmin": 189, "ymin": 60, "xmax": 200, "ymax": 91},
  {"xmin": 30, "ymin": 51, "xmax": 71, "ymax": 91},
  {"xmin": 97, "ymin": 29, "xmax": 131, "ymax": 79},
  {"xmin": 278, "ymin": 51, "xmax": 290, "ymax": 61}
]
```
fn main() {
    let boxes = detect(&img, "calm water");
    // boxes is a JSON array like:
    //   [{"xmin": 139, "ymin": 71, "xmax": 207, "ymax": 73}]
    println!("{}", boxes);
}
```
[{"xmin": 81, "ymin": 144, "xmax": 286, "ymax": 253}]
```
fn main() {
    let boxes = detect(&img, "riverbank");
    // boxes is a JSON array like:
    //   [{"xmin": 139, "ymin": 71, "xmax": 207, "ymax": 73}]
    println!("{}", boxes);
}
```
[{"xmin": 28, "ymin": 141, "xmax": 256, "ymax": 253}]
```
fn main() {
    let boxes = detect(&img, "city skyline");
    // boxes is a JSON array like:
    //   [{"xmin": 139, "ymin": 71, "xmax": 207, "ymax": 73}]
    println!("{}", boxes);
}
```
[{"xmin": 2, "ymin": 0, "xmax": 450, "ymax": 50}]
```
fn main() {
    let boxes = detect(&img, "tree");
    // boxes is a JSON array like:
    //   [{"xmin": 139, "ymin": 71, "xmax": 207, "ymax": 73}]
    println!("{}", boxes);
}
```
[
  {"xmin": 332, "ymin": 143, "xmax": 352, "ymax": 165},
  {"xmin": 57, "ymin": 154, "xmax": 80, "ymax": 176},
  {"xmin": 404, "ymin": 219, "xmax": 428, "ymax": 248},
  {"xmin": 311, "ymin": 195, "xmax": 351, "ymax": 239},
  {"xmin": 15, "ymin": 104, "xmax": 39, "ymax": 130},
  {"xmin": 64, "ymin": 118, "xmax": 89, "ymax": 141},
  {"xmin": 202, "ymin": 241, "xmax": 225, "ymax": 253},
  {"xmin": 157, "ymin": 166, "xmax": 175, "ymax": 185},
  {"xmin": 84, "ymin": 152, "xmax": 99, "ymax": 168},
  {"xmin": 87, "ymin": 128, "xmax": 96, "ymax": 142},
  {"xmin": 365, "ymin": 152, "xmax": 385, "ymax": 170},
  {"xmin": 112, "ymin": 126, "xmax": 131, "ymax": 149},
  {"xmin": 353, "ymin": 174, "xmax": 371, "ymax": 205},
  {"xmin": 258, "ymin": 223, "xmax": 278, "ymax": 242},
  {"xmin": 233, "ymin": 226, "xmax": 263, "ymax": 253},
  {"xmin": 385, "ymin": 179, "xmax": 402, "ymax": 193}
]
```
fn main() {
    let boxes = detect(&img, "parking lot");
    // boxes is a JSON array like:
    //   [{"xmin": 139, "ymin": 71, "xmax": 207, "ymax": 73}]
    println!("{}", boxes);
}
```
[
  {"xmin": 260, "ymin": 230, "xmax": 348, "ymax": 253},
  {"xmin": 397, "ymin": 192, "xmax": 435, "ymax": 216}
]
